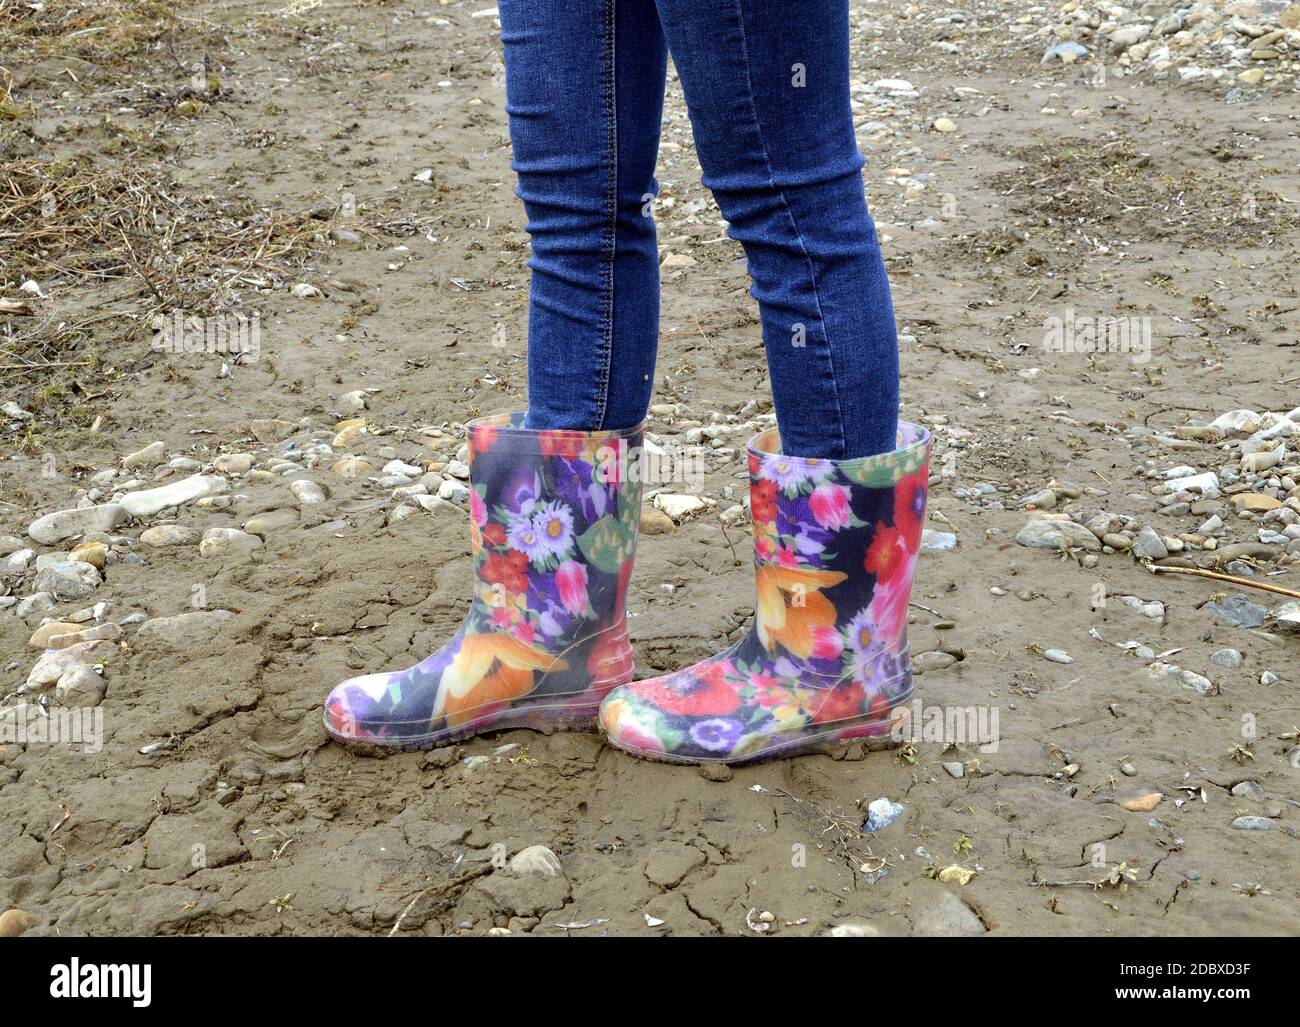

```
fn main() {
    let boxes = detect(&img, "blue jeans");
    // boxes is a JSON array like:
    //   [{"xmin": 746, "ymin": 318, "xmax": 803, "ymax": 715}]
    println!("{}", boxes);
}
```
[{"xmin": 501, "ymin": 0, "xmax": 899, "ymax": 459}]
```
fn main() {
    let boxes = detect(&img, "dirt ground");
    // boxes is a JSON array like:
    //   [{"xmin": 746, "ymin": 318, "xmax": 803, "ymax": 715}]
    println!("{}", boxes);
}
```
[{"xmin": 1, "ymin": 0, "xmax": 1298, "ymax": 936}]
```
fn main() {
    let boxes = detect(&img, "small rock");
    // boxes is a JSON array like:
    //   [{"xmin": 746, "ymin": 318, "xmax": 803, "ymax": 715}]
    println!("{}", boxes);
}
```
[
  {"xmin": 1230, "ymin": 816, "xmax": 1273, "ymax": 831},
  {"xmin": 942, "ymin": 761, "xmax": 965, "ymax": 779},
  {"xmin": 508, "ymin": 845, "xmax": 563, "ymax": 878},
  {"xmin": 1210, "ymin": 648, "xmax": 1243, "ymax": 669},
  {"xmin": 1042, "ymin": 648, "xmax": 1073, "ymax": 664},
  {"xmin": 639, "ymin": 505, "xmax": 677, "ymax": 535},
  {"xmin": 863, "ymin": 797, "xmax": 904, "ymax": 832},
  {"xmin": 1231, "ymin": 781, "xmax": 1265, "ymax": 801},
  {"xmin": 654, "ymin": 493, "xmax": 708, "ymax": 521},
  {"xmin": 139, "ymin": 525, "xmax": 201, "ymax": 547},
  {"xmin": 1121, "ymin": 792, "xmax": 1162, "ymax": 813},
  {"xmin": 199, "ymin": 528, "xmax": 263, "ymax": 558},
  {"xmin": 1205, "ymin": 593, "xmax": 1268, "ymax": 629},
  {"xmin": 121, "ymin": 441, "xmax": 166, "ymax": 468},
  {"xmin": 0, "ymin": 909, "xmax": 38, "ymax": 937},
  {"xmin": 290, "ymin": 480, "xmax": 327, "ymax": 506},
  {"xmin": 1131, "ymin": 526, "xmax": 1168, "ymax": 560},
  {"xmin": 213, "ymin": 453, "xmax": 255, "ymax": 474},
  {"xmin": 54, "ymin": 664, "xmax": 107, "ymax": 707}
]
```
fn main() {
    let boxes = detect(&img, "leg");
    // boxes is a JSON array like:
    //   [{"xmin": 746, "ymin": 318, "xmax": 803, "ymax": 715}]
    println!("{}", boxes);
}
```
[
  {"xmin": 653, "ymin": 0, "xmax": 898, "ymax": 458},
  {"xmin": 499, "ymin": 0, "xmax": 668, "ymax": 431}
]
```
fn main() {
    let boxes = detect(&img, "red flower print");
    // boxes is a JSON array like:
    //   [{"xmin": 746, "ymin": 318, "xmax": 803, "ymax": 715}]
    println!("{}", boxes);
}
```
[
  {"xmin": 636, "ymin": 673, "xmax": 740, "ymax": 717},
  {"xmin": 482, "ymin": 549, "xmax": 529, "ymax": 594},
  {"xmin": 809, "ymin": 483, "xmax": 851, "ymax": 530},
  {"xmin": 750, "ymin": 479, "xmax": 779, "ymax": 527},
  {"xmin": 810, "ymin": 679, "xmax": 867, "ymax": 724},
  {"xmin": 893, "ymin": 471, "xmax": 926, "ymax": 552},
  {"xmin": 748, "ymin": 450, "xmax": 761, "ymax": 476},
  {"xmin": 864, "ymin": 523, "xmax": 906, "ymax": 583},
  {"xmin": 482, "ymin": 522, "xmax": 506, "ymax": 548},
  {"xmin": 471, "ymin": 425, "xmax": 498, "ymax": 454},
  {"xmin": 539, "ymin": 431, "xmax": 584, "ymax": 460}
]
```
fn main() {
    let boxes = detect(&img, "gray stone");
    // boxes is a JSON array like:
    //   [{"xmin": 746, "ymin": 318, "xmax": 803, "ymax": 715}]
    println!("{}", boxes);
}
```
[
  {"xmin": 118, "ymin": 474, "xmax": 229, "ymax": 518},
  {"xmin": 1231, "ymin": 781, "xmax": 1265, "ymax": 801},
  {"xmin": 1131, "ymin": 526, "xmax": 1168, "ymax": 560},
  {"xmin": 1014, "ymin": 519, "xmax": 1101, "ymax": 552},
  {"xmin": 1205, "ymin": 593, "xmax": 1268, "ymax": 629},
  {"xmin": 911, "ymin": 889, "xmax": 986, "ymax": 937},
  {"xmin": 1230, "ymin": 816, "xmax": 1273, "ymax": 831},
  {"xmin": 33, "ymin": 561, "xmax": 102, "ymax": 601},
  {"xmin": 28, "ymin": 504, "xmax": 127, "ymax": 545},
  {"xmin": 1210, "ymin": 648, "xmax": 1243, "ymax": 669}
]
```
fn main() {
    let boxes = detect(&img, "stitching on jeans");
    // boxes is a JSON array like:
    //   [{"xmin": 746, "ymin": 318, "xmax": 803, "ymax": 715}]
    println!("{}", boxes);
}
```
[
  {"xmin": 729, "ymin": 0, "xmax": 849, "ymax": 459},
  {"xmin": 595, "ymin": 0, "xmax": 617, "ymax": 429}
]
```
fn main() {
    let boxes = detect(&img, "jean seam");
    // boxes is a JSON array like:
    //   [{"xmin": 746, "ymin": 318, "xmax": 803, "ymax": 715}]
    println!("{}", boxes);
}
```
[
  {"xmin": 728, "ymin": 0, "xmax": 848, "ymax": 459},
  {"xmin": 594, "ymin": 0, "xmax": 618, "ymax": 429}
]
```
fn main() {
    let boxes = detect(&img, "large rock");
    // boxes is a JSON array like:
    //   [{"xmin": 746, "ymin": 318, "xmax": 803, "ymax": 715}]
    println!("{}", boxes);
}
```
[
  {"xmin": 1014, "ymin": 519, "xmax": 1101, "ymax": 552},
  {"xmin": 118, "ymin": 474, "xmax": 229, "ymax": 518},
  {"xmin": 33, "ymin": 560, "xmax": 102, "ymax": 601},
  {"xmin": 28, "ymin": 504, "xmax": 127, "ymax": 544}
]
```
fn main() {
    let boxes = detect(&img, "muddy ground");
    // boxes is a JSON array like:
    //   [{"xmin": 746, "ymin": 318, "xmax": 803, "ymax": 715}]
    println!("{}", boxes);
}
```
[{"xmin": 1, "ymin": 0, "xmax": 1298, "ymax": 936}]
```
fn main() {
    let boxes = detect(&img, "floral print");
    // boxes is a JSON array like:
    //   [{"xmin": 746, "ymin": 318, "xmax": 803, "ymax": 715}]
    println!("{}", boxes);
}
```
[
  {"xmin": 600, "ymin": 422, "xmax": 931, "ymax": 764},
  {"xmin": 324, "ymin": 412, "xmax": 642, "ymax": 749}
]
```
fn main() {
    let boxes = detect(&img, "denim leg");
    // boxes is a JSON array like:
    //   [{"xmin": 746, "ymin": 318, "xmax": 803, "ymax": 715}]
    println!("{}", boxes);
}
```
[
  {"xmin": 653, "ymin": 0, "xmax": 899, "ymax": 459},
  {"xmin": 500, "ymin": 0, "xmax": 667, "ymax": 431}
]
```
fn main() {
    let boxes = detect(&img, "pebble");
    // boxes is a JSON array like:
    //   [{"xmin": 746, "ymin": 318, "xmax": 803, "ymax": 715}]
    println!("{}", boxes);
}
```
[
  {"xmin": 1120, "ymin": 793, "xmax": 1162, "ymax": 813},
  {"xmin": 1014, "ymin": 519, "xmax": 1100, "ymax": 552},
  {"xmin": 1271, "ymin": 600, "xmax": 1300, "ymax": 632},
  {"xmin": 1130, "ymin": 526, "xmax": 1168, "ymax": 560},
  {"xmin": 862, "ymin": 797, "xmax": 904, "ymax": 832},
  {"xmin": 0, "ymin": 909, "xmax": 37, "ymax": 938},
  {"xmin": 1120, "ymin": 762, "xmax": 1137, "ymax": 777},
  {"xmin": 1231, "ymin": 781, "xmax": 1265, "ymax": 801},
  {"xmin": 24, "ymin": 639, "xmax": 115, "ymax": 691},
  {"xmin": 70, "ymin": 541, "xmax": 108, "ymax": 570},
  {"xmin": 121, "ymin": 441, "xmax": 166, "ymax": 468},
  {"xmin": 27, "ymin": 504, "xmax": 127, "ymax": 545},
  {"xmin": 1210, "ymin": 648, "xmax": 1243, "ymax": 669},
  {"xmin": 639, "ymin": 506, "xmax": 677, "ymax": 535},
  {"xmin": 139, "ymin": 525, "xmax": 201, "ymax": 547},
  {"xmin": 942, "ymin": 761, "xmax": 965, "ymax": 779},
  {"xmin": 1042, "ymin": 648, "xmax": 1073, "ymax": 664},
  {"xmin": 913, "ymin": 650, "xmax": 956, "ymax": 673},
  {"xmin": 920, "ymin": 529, "xmax": 957, "ymax": 551},
  {"xmin": 0, "ymin": 549, "xmax": 34, "ymax": 575},
  {"xmin": 1230, "ymin": 816, "xmax": 1273, "ymax": 831},
  {"xmin": 654, "ymin": 493, "xmax": 709, "ymax": 521},
  {"xmin": 508, "ymin": 845, "xmax": 563, "ymax": 878},
  {"xmin": 243, "ymin": 509, "xmax": 299, "ymax": 536},
  {"xmin": 1261, "ymin": 670, "xmax": 1279, "ymax": 686},
  {"xmin": 291, "ymin": 480, "xmax": 327, "ymax": 506},
  {"xmin": 199, "ymin": 528, "xmax": 263, "ymax": 557},
  {"xmin": 213, "ymin": 453, "xmax": 254, "ymax": 474},
  {"xmin": 331, "ymin": 457, "xmax": 374, "ymax": 478}
]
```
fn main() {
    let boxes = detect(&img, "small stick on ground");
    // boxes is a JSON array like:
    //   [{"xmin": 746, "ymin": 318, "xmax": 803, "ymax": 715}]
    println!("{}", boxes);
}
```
[{"xmin": 1148, "ymin": 563, "xmax": 1300, "ymax": 601}]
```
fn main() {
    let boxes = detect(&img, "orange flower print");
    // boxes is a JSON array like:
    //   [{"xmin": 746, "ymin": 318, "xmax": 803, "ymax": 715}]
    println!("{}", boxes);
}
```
[{"xmin": 755, "ymin": 564, "xmax": 847, "ymax": 657}]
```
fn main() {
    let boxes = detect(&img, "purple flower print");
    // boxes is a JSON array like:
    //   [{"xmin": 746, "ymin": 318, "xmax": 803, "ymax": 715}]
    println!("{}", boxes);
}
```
[
  {"xmin": 554, "ymin": 457, "xmax": 611, "ymax": 523},
  {"xmin": 507, "ymin": 512, "xmax": 549, "ymax": 562},
  {"xmin": 689, "ymin": 717, "xmax": 744, "ymax": 752},
  {"xmin": 501, "ymin": 467, "xmax": 542, "ymax": 514}
]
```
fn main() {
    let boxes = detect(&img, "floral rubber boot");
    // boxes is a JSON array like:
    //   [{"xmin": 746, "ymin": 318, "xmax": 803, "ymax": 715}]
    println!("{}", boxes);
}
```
[
  {"xmin": 325, "ymin": 412, "xmax": 643, "ymax": 751},
  {"xmin": 599, "ymin": 422, "xmax": 931, "ymax": 765}
]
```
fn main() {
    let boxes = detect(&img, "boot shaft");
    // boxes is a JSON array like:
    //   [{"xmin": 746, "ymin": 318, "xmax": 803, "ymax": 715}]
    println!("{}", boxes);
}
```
[
  {"xmin": 465, "ymin": 413, "xmax": 643, "ymax": 677},
  {"xmin": 743, "ymin": 422, "xmax": 932, "ymax": 681}
]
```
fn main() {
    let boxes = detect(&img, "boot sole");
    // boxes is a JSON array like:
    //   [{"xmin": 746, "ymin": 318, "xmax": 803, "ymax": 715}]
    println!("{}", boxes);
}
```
[
  {"xmin": 324, "ymin": 695, "xmax": 612, "ymax": 755},
  {"xmin": 603, "ymin": 719, "xmax": 903, "ymax": 767}
]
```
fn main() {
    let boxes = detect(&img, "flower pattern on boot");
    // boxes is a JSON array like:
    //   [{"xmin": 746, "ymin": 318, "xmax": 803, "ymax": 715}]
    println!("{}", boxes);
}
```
[
  {"xmin": 325, "ymin": 412, "xmax": 643, "ymax": 749},
  {"xmin": 600, "ymin": 422, "xmax": 931, "ymax": 764}
]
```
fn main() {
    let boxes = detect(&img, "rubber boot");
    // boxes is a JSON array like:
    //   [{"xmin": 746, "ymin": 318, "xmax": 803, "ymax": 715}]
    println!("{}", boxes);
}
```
[
  {"xmin": 599, "ymin": 421, "xmax": 931, "ymax": 764},
  {"xmin": 325, "ymin": 412, "xmax": 643, "ymax": 750}
]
